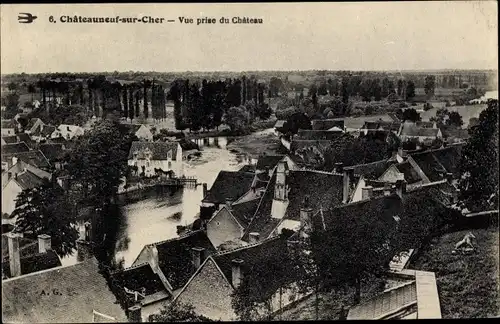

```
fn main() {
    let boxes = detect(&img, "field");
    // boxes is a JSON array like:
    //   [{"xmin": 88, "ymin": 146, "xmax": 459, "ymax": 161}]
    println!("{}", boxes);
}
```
[
  {"xmin": 415, "ymin": 87, "xmax": 465, "ymax": 97},
  {"xmin": 411, "ymin": 226, "xmax": 499, "ymax": 318},
  {"xmin": 420, "ymin": 104, "xmax": 487, "ymax": 127}
]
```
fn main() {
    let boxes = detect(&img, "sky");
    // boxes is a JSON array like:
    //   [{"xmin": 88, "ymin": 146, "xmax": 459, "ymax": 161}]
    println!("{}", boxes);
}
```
[{"xmin": 0, "ymin": 2, "xmax": 498, "ymax": 74}]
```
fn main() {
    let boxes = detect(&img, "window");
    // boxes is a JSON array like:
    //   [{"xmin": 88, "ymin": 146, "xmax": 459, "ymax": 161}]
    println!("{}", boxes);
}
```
[
  {"xmin": 146, "ymin": 161, "xmax": 150, "ymax": 167},
  {"xmin": 168, "ymin": 161, "xmax": 172, "ymax": 169}
]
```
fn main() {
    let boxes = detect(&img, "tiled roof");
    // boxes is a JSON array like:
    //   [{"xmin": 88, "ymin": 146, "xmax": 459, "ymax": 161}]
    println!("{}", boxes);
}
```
[
  {"xmin": 154, "ymin": 230, "xmax": 216, "ymax": 290},
  {"xmin": 211, "ymin": 235, "xmax": 294, "ymax": 302},
  {"xmin": 347, "ymin": 281, "xmax": 417, "ymax": 319},
  {"xmin": 39, "ymin": 144, "xmax": 65, "ymax": 161},
  {"xmin": 440, "ymin": 127, "xmax": 470, "ymax": 139},
  {"xmin": 290, "ymin": 139, "xmax": 332, "ymax": 153},
  {"xmin": 118, "ymin": 123, "xmax": 143, "ymax": 134},
  {"xmin": 2, "ymin": 150, "xmax": 51, "ymax": 169},
  {"xmin": 350, "ymin": 159, "xmax": 396, "ymax": 179},
  {"xmin": 111, "ymin": 263, "xmax": 169, "ymax": 297},
  {"xmin": 311, "ymin": 119, "xmax": 345, "ymax": 131},
  {"xmin": 2, "ymin": 249, "xmax": 62, "ymax": 279},
  {"xmin": 230, "ymin": 198, "xmax": 261, "ymax": 228},
  {"xmin": 395, "ymin": 162, "xmax": 422, "ymax": 184},
  {"xmin": 400, "ymin": 124, "xmax": 440, "ymax": 137},
  {"xmin": 319, "ymin": 194, "xmax": 402, "ymax": 231},
  {"xmin": 274, "ymin": 120, "xmax": 286, "ymax": 128},
  {"xmin": 13, "ymin": 170, "xmax": 46, "ymax": 190},
  {"xmin": 416, "ymin": 121, "xmax": 436, "ymax": 128},
  {"xmin": 409, "ymin": 145, "xmax": 463, "ymax": 181},
  {"xmin": 1, "ymin": 142, "xmax": 30, "ymax": 155},
  {"xmin": 1, "ymin": 136, "xmax": 17, "ymax": 144},
  {"xmin": 238, "ymin": 164, "xmax": 256, "ymax": 173},
  {"xmin": 296, "ymin": 129, "xmax": 344, "ymax": 140},
  {"xmin": 128, "ymin": 141, "xmax": 178, "ymax": 161},
  {"xmin": 255, "ymin": 155, "xmax": 283, "ymax": 171},
  {"xmin": 202, "ymin": 171, "xmax": 255, "ymax": 204},
  {"xmin": 361, "ymin": 121, "xmax": 401, "ymax": 132},
  {"xmin": 40, "ymin": 125, "xmax": 56, "ymax": 137},
  {"xmin": 1, "ymin": 258, "xmax": 127, "ymax": 323},
  {"xmin": 15, "ymin": 133, "xmax": 36, "ymax": 148}
]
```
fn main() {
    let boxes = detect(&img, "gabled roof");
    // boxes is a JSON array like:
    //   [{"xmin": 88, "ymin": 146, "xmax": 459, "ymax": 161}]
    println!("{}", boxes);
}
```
[
  {"xmin": 118, "ymin": 123, "xmax": 144, "ymax": 134},
  {"xmin": 230, "ymin": 198, "xmax": 261, "ymax": 228},
  {"xmin": 40, "ymin": 125, "xmax": 56, "ymax": 137},
  {"xmin": 111, "ymin": 262, "xmax": 170, "ymax": 298},
  {"xmin": 440, "ymin": 127, "xmax": 470, "ymax": 140},
  {"xmin": 57, "ymin": 124, "xmax": 83, "ymax": 133},
  {"xmin": 2, "ymin": 150, "xmax": 51, "ymax": 169},
  {"xmin": 311, "ymin": 119, "xmax": 345, "ymax": 131},
  {"xmin": 2, "ymin": 249, "xmax": 61, "ymax": 279},
  {"xmin": 274, "ymin": 120, "xmax": 286, "ymax": 128},
  {"xmin": 400, "ymin": 124, "xmax": 440, "ymax": 137},
  {"xmin": 15, "ymin": 133, "xmax": 36, "ymax": 148},
  {"xmin": 409, "ymin": 145, "xmax": 463, "ymax": 181},
  {"xmin": 12, "ymin": 170, "xmax": 46, "ymax": 190},
  {"xmin": 1, "ymin": 258, "xmax": 127, "ymax": 323},
  {"xmin": 296, "ymin": 129, "xmax": 344, "ymax": 140},
  {"xmin": 1, "ymin": 142, "xmax": 30, "ymax": 155},
  {"xmin": 153, "ymin": 230, "xmax": 216, "ymax": 290},
  {"xmin": 255, "ymin": 155, "xmax": 284, "ymax": 171},
  {"xmin": 349, "ymin": 159, "xmax": 396, "ymax": 179},
  {"xmin": 39, "ymin": 143, "xmax": 65, "ymax": 162},
  {"xmin": 238, "ymin": 164, "xmax": 256, "ymax": 173},
  {"xmin": 290, "ymin": 139, "xmax": 332, "ymax": 153},
  {"xmin": 202, "ymin": 171, "xmax": 255, "ymax": 204},
  {"xmin": 128, "ymin": 141, "xmax": 179, "ymax": 161},
  {"xmin": 394, "ymin": 162, "xmax": 422, "ymax": 184},
  {"xmin": 1, "ymin": 136, "xmax": 17, "ymax": 144},
  {"xmin": 361, "ymin": 120, "xmax": 401, "ymax": 132}
]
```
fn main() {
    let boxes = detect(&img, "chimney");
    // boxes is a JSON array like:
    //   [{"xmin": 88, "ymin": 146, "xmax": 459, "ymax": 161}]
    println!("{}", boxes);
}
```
[
  {"xmin": 362, "ymin": 186, "xmax": 374, "ymax": 200},
  {"xmin": 7, "ymin": 172, "xmax": 12, "ymax": 181},
  {"xmin": 38, "ymin": 234, "xmax": 51, "ymax": 253},
  {"xmin": 335, "ymin": 162, "xmax": 344, "ymax": 174},
  {"xmin": 249, "ymin": 232, "xmax": 260, "ymax": 244},
  {"xmin": 7, "ymin": 232, "xmax": 21, "ymax": 277},
  {"xmin": 128, "ymin": 304, "xmax": 142, "ymax": 323},
  {"xmin": 395, "ymin": 180, "xmax": 407, "ymax": 199},
  {"xmin": 383, "ymin": 183, "xmax": 392, "ymax": 196},
  {"xmin": 445, "ymin": 172, "xmax": 454, "ymax": 184},
  {"xmin": 12, "ymin": 156, "xmax": 18, "ymax": 166},
  {"xmin": 231, "ymin": 259, "xmax": 244, "ymax": 288},
  {"xmin": 397, "ymin": 147, "xmax": 405, "ymax": 161},
  {"xmin": 343, "ymin": 168, "xmax": 354, "ymax": 203},
  {"xmin": 202, "ymin": 183, "xmax": 208, "ymax": 198},
  {"xmin": 225, "ymin": 198, "xmax": 233, "ymax": 210},
  {"xmin": 192, "ymin": 247, "xmax": 205, "ymax": 269},
  {"xmin": 300, "ymin": 197, "xmax": 313, "ymax": 238}
]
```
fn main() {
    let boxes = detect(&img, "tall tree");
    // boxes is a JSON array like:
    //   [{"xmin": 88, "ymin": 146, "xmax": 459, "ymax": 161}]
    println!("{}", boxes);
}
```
[
  {"xmin": 424, "ymin": 75, "xmax": 436, "ymax": 98},
  {"xmin": 406, "ymin": 80, "xmax": 416, "ymax": 100},
  {"xmin": 446, "ymin": 111, "xmax": 464, "ymax": 128},
  {"xmin": 401, "ymin": 108, "xmax": 421, "ymax": 122},
  {"xmin": 397, "ymin": 79, "xmax": 403, "ymax": 97},
  {"xmin": 12, "ymin": 180, "xmax": 78, "ymax": 257},
  {"xmin": 458, "ymin": 100, "xmax": 499, "ymax": 212},
  {"xmin": 122, "ymin": 84, "xmax": 129, "ymax": 119},
  {"xmin": 142, "ymin": 79, "xmax": 152, "ymax": 119}
]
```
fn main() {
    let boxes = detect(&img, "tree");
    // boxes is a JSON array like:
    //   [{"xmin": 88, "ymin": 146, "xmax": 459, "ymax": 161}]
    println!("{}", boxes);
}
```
[
  {"xmin": 458, "ymin": 100, "xmax": 499, "ymax": 212},
  {"xmin": 282, "ymin": 112, "xmax": 312, "ymax": 135},
  {"xmin": 397, "ymin": 79, "xmax": 403, "ymax": 97},
  {"xmin": 446, "ymin": 111, "xmax": 464, "ymax": 128},
  {"xmin": 424, "ymin": 75, "xmax": 436, "ymax": 98},
  {"xmin": 405, "ymin": 80, "xmax": 416, "ymax": 100},
  {"xmin": 149, "ymin": 302, "xmax": 212, "ymax": 322},
  {"xmin": 225, "ymin": 106, "xmax": 250, "ymax": 133},
  {"xmin": 401, "ymin": 108, "xmax": 421, "ymax": 122},
  {"xmin": 12, "ymin": 179, "xmax": 78, "ymax": 257},
  {"xmin": 3, "ymin": 92, "xmax": 20, "ymax": 119}
]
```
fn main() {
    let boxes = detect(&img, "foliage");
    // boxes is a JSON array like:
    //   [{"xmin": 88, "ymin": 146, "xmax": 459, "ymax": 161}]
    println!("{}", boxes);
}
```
[
  {"xmin": 405, "ymin": 80, "xmax": 416, "ymax": 100},
  {"xmin": 282, "ymin": 112, "xmax": 311, "ymax": 135},
  {"xmin": 424, "ymin": 75, "xmax": 436, "ymax": 97},
  {"xmin": 458, "ymin": 99, "xmax": 499, "ymax": 212},
  {"xmin": 225, "ymin": 106, "xmax": 250, "ymax": 133},
  {"xmin": 401, "ymin": 108, "xmax": 422, "ymax": 122},
  {"xmin": 2, "ymin": 92, "xmax": 20, "ymax": 119},
  {"xmin": 446, "ymin": 111, "xmax": 464, "ymax": 128},
  {"xmin": 149, "ymin": 302, "xmax": 213, "ymax": 322},
  {"xmin": 29, "ymin": 104, "xmax": 89, "ymax": 126},
  {"xmin": 12, "ymin": 179, "xmax": 78, "ymax": 257}
]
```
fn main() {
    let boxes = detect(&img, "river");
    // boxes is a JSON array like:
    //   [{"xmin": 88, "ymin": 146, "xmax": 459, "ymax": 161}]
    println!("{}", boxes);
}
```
[{"xmin": 61, "ymin": 130, "xmax": 270, "ymax": 268}]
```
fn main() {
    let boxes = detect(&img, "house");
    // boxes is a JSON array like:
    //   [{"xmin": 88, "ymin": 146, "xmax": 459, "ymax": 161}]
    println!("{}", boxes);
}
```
[
  {"xmin": 311, "ymin": 119, "xmax": 345, "ymax": 131},
  {"xmin": 2, "ymin": 157, "xmax": 52, "ymax": 188},
  {"xmin": 296, "ymin": 129, "xmax": 344, "ymax": 140},
  {"xmin": 51, "ymin": 124, "xmax": 84, "ymax": 140},
  {"xmin": 347, "ymin": 269, "xmax": 441, "ymax": 319},
  {"xmin": 288, "ymin": 139, "xmax": 332, "ymax": 168},
  {"xmin": 2, "ymin": 133, "xmax": 35, "ymax": 148},
  {"xmin": 39, "ymin": 144, "xmax": 66, "ymax": 170},
  {"xmin": 1, "ymin": 135, "xmax": 17, "ymax": 146},
  {"xmin": 2, "ymin": 150, "xmax": 51, "ymax": 171},
  {"xmin": 255, "ymin": 155, "xmax": 284, "ymax": 175},
  {"xmin": 407, "ymin": 144, "xmax": 464, "ymax": 183},
  {"xmin": 206, "ymin": 197, "xmax": 261, "ymax": 248},
  {"xmin": 1, "ymin": 119, "xmax": 17, "ymax": 136},
  {"xmin": 118, "ymin": 123, "xmax": 154, "ymax": 141},
  {"xmin": 174, "ymin": 234, "xmax": 306, "ymax": 321},
  {"xmin": 1, "ymin": 142, "xmax": 30, "ymax": 155},
  {"xmin": 111, "ymin": 262, "xmax": 172, "ymax": 321},
  {"xmin": 399, "ymin": 122, "xmax": 442, "ymax": 143},
  {"xmin": 2, "ymin": 257, "xmax": 129, "ymax": 323},
  {"xmin": 2, "ymin": 169, "xmax": 47, "ymax": 216},
  {"xmin": 31, "ymin": 124, "xmax": 57, "ymax": 142},
  {"xmin": 128, "ymin": 141, "xmax": 183, "ymax": 177},
  {"xmin": 131, "ymin": 230, "xmax": 216, "ymax": 297},
  {"xmin": 360, "ymin": 120, "xmax": 402, "ymax": 135},
  {"xmin": 240, "ymin": 161, "xmax": 359, "ymax": 242},
  {"xmin": 439, "ymin": 126, "xmax": 470, "ymax": 143},
  {"xmin": 2, "ymin": 233, "xmax": 62, "ymax": 280},
  {"xmin": 201, "ymin": 170, "xmax": 256, "ymax": 208},
  {"xmin": 24, "ymin": 118, "xmax": 45, "ymax": 134}
]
